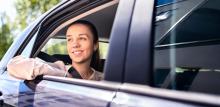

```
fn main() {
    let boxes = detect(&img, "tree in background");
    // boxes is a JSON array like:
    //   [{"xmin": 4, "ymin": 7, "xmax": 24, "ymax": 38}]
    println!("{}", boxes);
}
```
[
  {"xmin": 0, "ymin": 0, "xmax": 60, "ymax": 59},
  {"xmin": 14, "ymin": 0, "xmax": 60, "ymax": 30},
  {"xmin": 0, "ymin": 13, "xmax": 13, "ymax": 59}
]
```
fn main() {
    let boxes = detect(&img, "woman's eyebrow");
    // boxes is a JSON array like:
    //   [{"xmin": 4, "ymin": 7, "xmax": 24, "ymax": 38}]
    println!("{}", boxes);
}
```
[
  {"xmin": 79, "ymin": 34, "xmax": 89, "ymax": 37},
  {"xmin": 66, "ymin": 34, "xmax": 89, "ymax": 38},
  {"xmin": 66, "ymin": 34, "xmax": 72, "ymax": 37}
]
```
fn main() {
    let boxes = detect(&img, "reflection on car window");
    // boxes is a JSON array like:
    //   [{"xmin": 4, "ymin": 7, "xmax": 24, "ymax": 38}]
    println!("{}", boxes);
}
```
[
  {"xmin": 157, "ymin": 0, "xmax": 179, "ymax": 6},
  {"xmin": 154, "ymin": 0, "xmax": 220, "ymax": 95},
  {"xmin": 158, "ymin": 7, "xmax": 220, "ymax": 45}
]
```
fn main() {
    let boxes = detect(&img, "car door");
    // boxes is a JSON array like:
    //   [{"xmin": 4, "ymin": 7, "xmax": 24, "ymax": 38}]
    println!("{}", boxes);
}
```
[
  {"xmin": 110, "ymin": 0, "xmax": 220, "ymax": 106},
  {"xmin": 0, "ymin": 0, "xmax": 132, "ymax": 106}
]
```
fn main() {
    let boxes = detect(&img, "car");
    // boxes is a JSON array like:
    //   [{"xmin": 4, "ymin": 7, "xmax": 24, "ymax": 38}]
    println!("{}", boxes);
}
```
[{"xmin": 1, "ymin": 0, "xmax": 220, "ymax": 106}]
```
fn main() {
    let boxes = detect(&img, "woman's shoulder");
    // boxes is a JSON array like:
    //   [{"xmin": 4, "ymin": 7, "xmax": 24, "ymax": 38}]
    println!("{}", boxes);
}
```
[{"xmin": 89, "ymin": 68, "xmax": 103, "ymax": 81}]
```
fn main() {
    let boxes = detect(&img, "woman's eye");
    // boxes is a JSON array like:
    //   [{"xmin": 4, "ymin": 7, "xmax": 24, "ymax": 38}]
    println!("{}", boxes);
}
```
[
  {"xmin": 79, "ymin": 37, "xmax": 87, "ymax": 41},
  {"xmin": 67, "ymin": 38, "xmax": 72, "ymax": 42}
]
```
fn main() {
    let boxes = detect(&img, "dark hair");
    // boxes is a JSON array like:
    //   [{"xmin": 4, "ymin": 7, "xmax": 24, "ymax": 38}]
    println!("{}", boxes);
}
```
[{"xmin": 68, "ymin": 20, "xmax": 100, "ymax": 70}]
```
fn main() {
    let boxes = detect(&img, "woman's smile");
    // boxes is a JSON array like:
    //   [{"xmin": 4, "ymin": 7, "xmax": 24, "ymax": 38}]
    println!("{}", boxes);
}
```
[
  {"xmin": 72, "ymin": 50, "xmax": 83, "ymax": 56},
  {"xmin": 66, "ymin": 23, "xmax": 97, "ymax": 64}
]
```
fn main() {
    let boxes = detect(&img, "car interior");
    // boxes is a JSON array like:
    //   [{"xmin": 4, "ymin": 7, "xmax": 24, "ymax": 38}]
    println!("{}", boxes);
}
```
[{"xmin": 37, "ymin": 2, "xmax": 118, "ymax": 72}]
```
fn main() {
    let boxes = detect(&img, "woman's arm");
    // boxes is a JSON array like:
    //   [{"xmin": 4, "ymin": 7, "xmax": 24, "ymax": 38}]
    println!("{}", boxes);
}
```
[{"xmin": 7, "ymin": 55, "xmax": 70, "ymax": 80}]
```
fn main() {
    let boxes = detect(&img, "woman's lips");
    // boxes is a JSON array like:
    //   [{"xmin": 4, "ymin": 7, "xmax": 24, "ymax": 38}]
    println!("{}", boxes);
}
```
[{"xmin": 72, "ymin": 50, "xmax": 83, "ymax": 56}]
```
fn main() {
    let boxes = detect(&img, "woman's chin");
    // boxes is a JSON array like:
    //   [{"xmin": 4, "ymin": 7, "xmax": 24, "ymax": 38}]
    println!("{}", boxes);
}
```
[{"xmin": 72, "ymin": 58, "xmax": 85, "ymax": 64}]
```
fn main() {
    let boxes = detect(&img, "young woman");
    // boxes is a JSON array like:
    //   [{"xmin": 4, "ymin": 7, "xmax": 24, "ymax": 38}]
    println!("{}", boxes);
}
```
[{"xmin": 7, "ymin": 20, "xmax": 103, "ymax": 81}]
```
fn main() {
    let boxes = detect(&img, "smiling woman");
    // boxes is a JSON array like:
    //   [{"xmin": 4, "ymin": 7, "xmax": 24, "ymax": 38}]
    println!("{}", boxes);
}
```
[
  {"xmin": 7, "ymin": 20, "xmax": 104, "ymax": 81},
  {"xmin": 65, "ymin": 20, "xmax": 103, "ymax": 80}
]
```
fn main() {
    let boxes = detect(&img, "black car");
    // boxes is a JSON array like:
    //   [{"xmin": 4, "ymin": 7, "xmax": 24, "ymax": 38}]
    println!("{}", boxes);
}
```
[{"xmin": 1, "ymin": 0, "xmax": 220, "ymax": 106}]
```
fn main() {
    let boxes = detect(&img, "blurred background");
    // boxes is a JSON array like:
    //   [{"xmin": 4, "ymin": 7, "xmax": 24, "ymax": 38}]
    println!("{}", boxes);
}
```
[{"xmin": 0, "ymin": 0, "xmax": 61, "ymax": 60}]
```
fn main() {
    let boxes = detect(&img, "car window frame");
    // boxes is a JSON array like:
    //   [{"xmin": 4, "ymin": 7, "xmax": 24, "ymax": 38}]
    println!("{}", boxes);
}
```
[
  {"xmin": 122, "ymin": 0, "xmax": 156, "ymax": 85},
  {"xmin": 104, "ymin": 0, "xmax": 136, "ymax": 82}
]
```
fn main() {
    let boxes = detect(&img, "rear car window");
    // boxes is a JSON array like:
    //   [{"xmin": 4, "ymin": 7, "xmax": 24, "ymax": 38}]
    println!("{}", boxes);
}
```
[{"xmin": 154, "ymin": 0, "xmax": 220, "ymax": 95}]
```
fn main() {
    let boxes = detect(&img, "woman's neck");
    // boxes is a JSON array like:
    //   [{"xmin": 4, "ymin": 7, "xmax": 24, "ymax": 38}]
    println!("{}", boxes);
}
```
[{"xmin": 72, "ymin": 62, "xmax": 93, "ymax": 79}]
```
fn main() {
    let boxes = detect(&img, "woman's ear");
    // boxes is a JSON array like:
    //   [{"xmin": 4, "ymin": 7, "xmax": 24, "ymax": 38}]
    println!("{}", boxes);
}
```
[{"xmin": 94, "ymin": 42, "xmax": 98, "ymax": 51}]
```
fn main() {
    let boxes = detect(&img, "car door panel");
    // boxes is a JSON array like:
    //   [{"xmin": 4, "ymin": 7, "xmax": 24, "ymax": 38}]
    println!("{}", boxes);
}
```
[
  {"xmin": 0, "ymin": 73, "xmax": 120, "ymax": 107},
  {"xmin": 110, "ymin": 83, "xmax": 220, "ymax": 107}
]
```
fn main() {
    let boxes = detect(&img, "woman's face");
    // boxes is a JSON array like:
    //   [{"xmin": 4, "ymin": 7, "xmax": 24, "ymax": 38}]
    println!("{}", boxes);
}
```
[{"xmin": 66, "ymin": 24, "xmax": 97, "ymax": 64}]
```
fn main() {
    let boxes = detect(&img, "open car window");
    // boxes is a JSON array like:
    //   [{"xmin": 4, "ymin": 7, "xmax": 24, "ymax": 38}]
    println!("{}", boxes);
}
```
[{"xmin": 33, "ymin": 1, "xmax": 118, "ymax": 79}]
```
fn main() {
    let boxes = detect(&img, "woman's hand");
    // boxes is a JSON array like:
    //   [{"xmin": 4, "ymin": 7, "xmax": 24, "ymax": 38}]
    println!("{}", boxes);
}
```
[{"xmin": 7, "ymin": 56, "xmax": 39, "ymax": 80}]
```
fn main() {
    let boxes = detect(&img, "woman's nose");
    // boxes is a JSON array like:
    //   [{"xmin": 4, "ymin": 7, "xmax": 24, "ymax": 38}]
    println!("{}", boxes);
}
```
[{"xmin": 72, "ymin": 41, "xmax": 80, "ymax": 48}]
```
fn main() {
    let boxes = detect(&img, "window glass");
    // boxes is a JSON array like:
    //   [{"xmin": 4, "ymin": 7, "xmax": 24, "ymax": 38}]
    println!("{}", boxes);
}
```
[
  {"xmin": 154, "ymin": 0, "xmax": 220, "ymax": 95},
  {"xmin": 42, "ymin": 38, "xmax": 67, "ymax": 55},
  {"xmin": 99, "ymin": 42, "xmax": 109, "ymax": 59}
]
